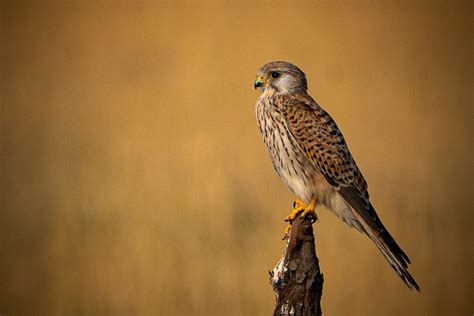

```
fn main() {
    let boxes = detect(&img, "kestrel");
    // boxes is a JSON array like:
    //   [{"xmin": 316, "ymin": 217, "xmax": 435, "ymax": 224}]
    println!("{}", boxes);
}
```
[{"xmin": 254, "ymin": 61, "xmax": 419, "ymax": 291}]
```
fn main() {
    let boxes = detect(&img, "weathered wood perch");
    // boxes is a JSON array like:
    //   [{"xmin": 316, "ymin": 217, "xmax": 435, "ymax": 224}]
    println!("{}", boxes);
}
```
[{"xmin": 269, "ymin": 215, "xmax": 324, "ymax": 316}]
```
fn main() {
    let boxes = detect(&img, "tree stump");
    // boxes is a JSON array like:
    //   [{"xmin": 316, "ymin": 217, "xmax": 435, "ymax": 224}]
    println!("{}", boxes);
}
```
[{"xmin": 269, "ymin": 215, "xmax": 324, "ymax": 316}]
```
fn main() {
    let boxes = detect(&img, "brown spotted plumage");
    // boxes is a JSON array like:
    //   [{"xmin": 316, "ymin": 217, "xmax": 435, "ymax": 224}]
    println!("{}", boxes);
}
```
[{"xmin": 254, "ymin": 61, "xmax": 419, "ymax": 291}]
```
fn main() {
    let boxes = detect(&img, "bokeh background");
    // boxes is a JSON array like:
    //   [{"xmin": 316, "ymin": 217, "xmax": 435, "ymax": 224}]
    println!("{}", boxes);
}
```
[{"xmin": 1, "ymin": 1, "xmax": 472, "ymax": 315}]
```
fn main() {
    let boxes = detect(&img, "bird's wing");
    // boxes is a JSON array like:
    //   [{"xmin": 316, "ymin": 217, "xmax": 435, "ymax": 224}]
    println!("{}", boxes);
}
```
[
  {"xmin": 280, "ymin": 95, "xmax": 414, "ymax": 268},
  {"xmin": 280, "ymin": 95, "xmax": 374, "ymax": 219}
]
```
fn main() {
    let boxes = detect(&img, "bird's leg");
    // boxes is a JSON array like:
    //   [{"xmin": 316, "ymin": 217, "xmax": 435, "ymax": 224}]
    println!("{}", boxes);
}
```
[
  {"xmin": 283, "ymin": 196, "xmax": 319, "ymax": 239},
  {"xmin": 286, "ymin": 198, "xmax": 306, "ymax": 222},
  {"xmin": 283, "ymin": 198, "xmax": 307, "ymax": 239},
  {"xmin": 300, "ymin": 196, "xmax": 318, "ymax": 223},
  {"xmin": 283, "ymin": 224, "xmax": 292, "ymax": 237}
]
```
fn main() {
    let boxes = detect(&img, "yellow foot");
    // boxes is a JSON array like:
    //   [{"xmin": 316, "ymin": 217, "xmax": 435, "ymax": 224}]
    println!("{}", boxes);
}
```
[
  {"xmin": 282, "ymin": 224, "xmax": 292, "ymax": 240},
  {"xmin": 282, "ymin": 197, "xmax": 318, "ymax": 239},
  {"xmin": 300, "ymin": 196, "xmax": 318, "ymax": 223},
  {"xmin": 285, "ymin": 198, "xmax": 306, "ymax": 222}
]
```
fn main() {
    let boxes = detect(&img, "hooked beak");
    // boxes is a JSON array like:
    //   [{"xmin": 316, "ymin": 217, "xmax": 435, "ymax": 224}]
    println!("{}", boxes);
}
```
[{"xmin": 254, "ymin": 76, "xmax": 266, "ymax": 89}]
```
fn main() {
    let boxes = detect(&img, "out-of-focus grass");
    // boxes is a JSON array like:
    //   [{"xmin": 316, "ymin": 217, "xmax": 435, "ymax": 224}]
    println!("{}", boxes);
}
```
[{"xmin": 1, "ymin": 2, "xmax": 472, "ymax": 315}]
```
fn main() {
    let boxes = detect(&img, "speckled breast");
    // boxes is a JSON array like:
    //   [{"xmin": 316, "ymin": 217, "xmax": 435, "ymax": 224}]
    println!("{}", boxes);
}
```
[{"xmin": 255, "ymin": 94, "xmax": 316, "ymax": 203}]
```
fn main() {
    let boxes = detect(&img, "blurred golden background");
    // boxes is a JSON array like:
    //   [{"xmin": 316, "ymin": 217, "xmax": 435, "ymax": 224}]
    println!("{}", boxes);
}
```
[{"xmin": 1, "ymin": 1, "xmax": 472, "ymax": 315}]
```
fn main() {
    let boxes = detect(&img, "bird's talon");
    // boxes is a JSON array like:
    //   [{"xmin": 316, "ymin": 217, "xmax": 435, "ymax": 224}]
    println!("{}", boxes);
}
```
[
  {"xmin": 300, "ymin": 196, "xmax": 318, "ymax": 221},
  {"xmin": 286, "ymin": 198, "xmax": 306, "ymax": 222},
  {"xmin": 294, "ymin": 198, "xmax": 306, "ymax": 209},
  {"xmin": 282, "ymin": 224, "xmax": 292, "ymax": 240},
  {"xmin": 283, "ymin": 197, "xmax": 317, "ymax": 239}
]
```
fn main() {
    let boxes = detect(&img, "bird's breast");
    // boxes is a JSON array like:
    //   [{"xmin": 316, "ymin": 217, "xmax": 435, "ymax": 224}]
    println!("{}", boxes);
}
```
[{"xmin": 256, "ymin": 97, "xmax": 317, "ymax": 203}]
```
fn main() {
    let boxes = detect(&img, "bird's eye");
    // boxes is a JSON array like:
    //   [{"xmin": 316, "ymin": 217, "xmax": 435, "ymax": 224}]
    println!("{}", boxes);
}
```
[{"xmin": 270, "ymin": 71, "xmax": 280, "ymax": 79}]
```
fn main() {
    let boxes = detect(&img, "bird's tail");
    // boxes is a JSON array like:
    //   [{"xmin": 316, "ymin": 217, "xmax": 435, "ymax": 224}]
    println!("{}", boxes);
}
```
[{"xmin": 355, "ymin": 206, "xmax": 420, "ymax": 291}]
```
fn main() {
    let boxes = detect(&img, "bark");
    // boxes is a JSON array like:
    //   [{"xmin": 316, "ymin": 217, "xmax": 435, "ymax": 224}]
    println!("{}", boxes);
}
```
[{"xmin": 269, "ymin": 215, "xmax": 324, "ymax": 316}]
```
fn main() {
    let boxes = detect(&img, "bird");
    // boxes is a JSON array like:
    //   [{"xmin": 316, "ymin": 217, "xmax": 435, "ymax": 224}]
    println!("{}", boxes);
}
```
[{"xmin": 254, "ymin": 61, "xmax": 419, "ymax": 291}]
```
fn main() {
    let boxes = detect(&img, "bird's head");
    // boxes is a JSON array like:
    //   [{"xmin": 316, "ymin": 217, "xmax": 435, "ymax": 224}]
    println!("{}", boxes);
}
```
[{"xmin": 254, "ymin": 61, "xmax": 307, "ymax": 94}]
